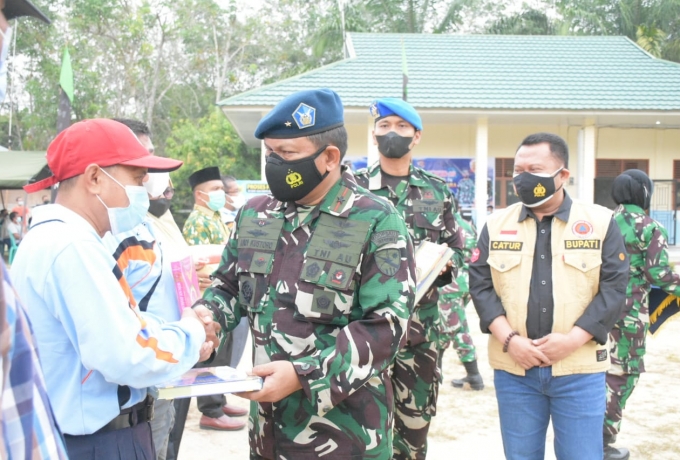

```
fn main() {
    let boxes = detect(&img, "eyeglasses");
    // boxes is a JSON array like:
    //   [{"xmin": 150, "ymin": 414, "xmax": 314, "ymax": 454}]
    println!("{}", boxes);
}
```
[{"xmin": 163, "ymin": 187, "xmax": 175, "ymax": 199}]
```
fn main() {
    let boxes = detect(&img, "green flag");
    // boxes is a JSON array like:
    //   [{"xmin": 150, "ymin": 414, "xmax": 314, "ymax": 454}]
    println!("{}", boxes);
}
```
[
  {"xmin": 59, "ymin": 47, "xmax": 74, "ymax": 103},
  {"xmin": 57, "ymin": 47, "xmax": 74, "ymax": 133},
  {"xmin": 402, "ymin": 39, "xmax": 409, "ymax": 101}
]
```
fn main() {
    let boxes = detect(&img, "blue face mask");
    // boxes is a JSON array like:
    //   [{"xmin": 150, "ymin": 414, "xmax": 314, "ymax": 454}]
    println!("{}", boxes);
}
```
[
  {"xmin": 97, "ymin": 168, "xmax": 150, "ymax": 235},
  {"xmin": 200, "ymin": 190, "xmax": 226, "ymax": 212}
]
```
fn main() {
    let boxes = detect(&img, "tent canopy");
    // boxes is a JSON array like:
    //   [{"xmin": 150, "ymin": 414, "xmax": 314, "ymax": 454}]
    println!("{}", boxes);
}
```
[{"xmin": 0, "ymin": 150, "xmax": 47, "ymax": 189}]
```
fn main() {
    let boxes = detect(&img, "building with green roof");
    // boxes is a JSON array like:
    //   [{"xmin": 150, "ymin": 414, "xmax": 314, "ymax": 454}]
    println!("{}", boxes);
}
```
[{"xmin": 218, "ymin": 33, "xmax": 680, "ymax": 233}]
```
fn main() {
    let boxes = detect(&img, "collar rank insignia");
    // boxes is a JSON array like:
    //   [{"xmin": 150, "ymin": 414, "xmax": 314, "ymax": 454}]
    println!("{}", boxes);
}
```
[{"xmin": 292, "ymin": 103, "xmax": 316, "ymax": 129}]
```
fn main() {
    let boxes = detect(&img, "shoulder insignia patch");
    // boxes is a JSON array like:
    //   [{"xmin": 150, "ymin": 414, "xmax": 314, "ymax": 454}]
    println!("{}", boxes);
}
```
[
  {"xmin": 375, "ymin": 248, "xmax": 401, "ymax": 276},
  {"xmin": 371, "ymin": 230, "xmax": 400, "ymax": 247},
  {"xmin": 471, "ymin": 248, "xmax": 480, "ymax": 263}
]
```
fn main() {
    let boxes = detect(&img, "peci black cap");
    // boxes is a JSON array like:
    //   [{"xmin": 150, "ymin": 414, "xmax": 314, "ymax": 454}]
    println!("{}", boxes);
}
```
[{"xmin": 188, "ymin": 166, "xmax": 221, "ymax": 190}]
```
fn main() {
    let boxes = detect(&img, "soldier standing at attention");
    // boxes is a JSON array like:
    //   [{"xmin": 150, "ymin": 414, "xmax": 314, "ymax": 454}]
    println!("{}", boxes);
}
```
[
  {"xmin": 439, "ymin": 207, "xmax": 484, "ymax": 390},
  {"xmin": 603, "ymin": 169, "xmax": 680, "ymax": 460},
  {"xmin": 193, "ymin": 88, "xmax": 416, "ymax": 459},
  {"xmin": 354, "ymin": 98, "xmax": 463, "ymax": 460}
]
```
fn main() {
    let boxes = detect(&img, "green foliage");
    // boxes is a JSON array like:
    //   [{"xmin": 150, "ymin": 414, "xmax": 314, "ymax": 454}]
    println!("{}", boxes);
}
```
[
  {"xmin": 164, "ymin": 109, "xmax": 260, "ymax": 224},
  {"xmin": 485, "ymin": 8, "xmax": 558, "ymax": 35},
  {"xmin": 556, "ymin": 0, "xmax": 680, "ymax": 62}
]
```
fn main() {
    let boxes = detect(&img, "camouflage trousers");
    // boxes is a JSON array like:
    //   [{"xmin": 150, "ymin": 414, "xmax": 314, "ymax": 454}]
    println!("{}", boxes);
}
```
[
  {"xmin": 604, "ymin": 364, "xmax": 640, "ymax": 438},
  {"xmin": 438, "ymin": 292, "xmax": 476, "ymax": 362},
  {"xmin": 392, "ymin": 340, "xmax": 442, "ymax": 460}
]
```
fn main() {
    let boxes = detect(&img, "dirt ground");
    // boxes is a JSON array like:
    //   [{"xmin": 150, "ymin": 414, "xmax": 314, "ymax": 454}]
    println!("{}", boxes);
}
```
[{"xmin": 179, "ymin": 306, "xmax": 680, "ymax": 459}]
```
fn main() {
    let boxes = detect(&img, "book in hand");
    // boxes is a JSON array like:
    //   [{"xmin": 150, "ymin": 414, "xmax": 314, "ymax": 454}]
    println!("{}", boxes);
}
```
[
  {"xmin": 155, "ymin": 366, "xmax": 263, "ymax": 400},
  {"xmin": 414, "ymin": 241, "xmax": 454, "ymax": 305},
  {"xmin": 171, "ymin": 256, "xmax": 200, "ymax": 314}
]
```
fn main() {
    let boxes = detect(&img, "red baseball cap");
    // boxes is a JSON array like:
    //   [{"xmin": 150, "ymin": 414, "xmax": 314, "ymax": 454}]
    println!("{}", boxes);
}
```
[{"xmin": 24, "ymin": 118, "xmax": 183, "ymax": 193}]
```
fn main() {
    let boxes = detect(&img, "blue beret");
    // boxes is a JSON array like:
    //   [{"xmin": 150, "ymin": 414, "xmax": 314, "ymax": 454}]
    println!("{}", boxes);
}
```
[
  {"xmin": 255, "ymin": 89, "xmax": 344, "ymax": 139},
  {"xmin": 369, "ymin": 98, "xmax": 422, "ymax": 131}
]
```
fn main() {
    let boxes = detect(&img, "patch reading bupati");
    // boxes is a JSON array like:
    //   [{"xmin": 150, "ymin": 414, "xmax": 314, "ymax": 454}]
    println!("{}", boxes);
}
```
[
  {"xmin": 375, "ymin": 248, "xmax": 401, "ymax": 276},
  {"xmin": 371, "ymin": 230, "xmax": 399, "ymax": 247},
  {"xmin": 564, "ymin": 240, "xmax": 601, "ymax": 250},
  {"xmin": 489, "ymin": 241, "xmax": 523, "ymax": 251},
  {"xmin": 596, "ymin": 349, "xmax": 608, "ymax": 362},
  {"xmin": 572, "ymin": 220, "xmax": 594, "ymax": 237}
]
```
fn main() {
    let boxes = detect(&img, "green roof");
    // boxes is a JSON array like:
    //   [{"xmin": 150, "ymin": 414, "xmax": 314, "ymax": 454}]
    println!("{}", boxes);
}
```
[{"xmin": 219, "ymin": 33, "xmax": 680, "ymax": 111}]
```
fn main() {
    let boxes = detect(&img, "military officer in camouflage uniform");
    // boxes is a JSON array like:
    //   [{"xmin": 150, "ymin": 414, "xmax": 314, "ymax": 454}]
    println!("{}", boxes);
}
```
[
  {"xmin": 439, "ymin": 208, "xmax": 484, "ymax": 390},
  {"xmin": 355, "ymin": 98, "xmax": 463, "ymax": 460},
  {"xmin": 194, "ymin": 89, "xmax": 416, "ymax": 460},
  {"xmin": 183, "ymin": 166, "xmax": 230, "ymax": 246},
  {"xmin": 604, "ymin": 169, "xmax": 680, "ymax": 460}
]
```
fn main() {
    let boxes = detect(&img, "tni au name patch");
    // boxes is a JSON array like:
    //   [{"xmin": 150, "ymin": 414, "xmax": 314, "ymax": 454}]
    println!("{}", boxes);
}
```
[
  {"xmin": 565, "ymin": 240, "xmax": 601, "ymax": 250},
  {"xmin": 490, "ymin": 241, "xmax": 523, "ymax": 251}
]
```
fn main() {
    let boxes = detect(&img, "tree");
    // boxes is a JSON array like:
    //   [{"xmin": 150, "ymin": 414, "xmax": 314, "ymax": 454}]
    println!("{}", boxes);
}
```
[
  {"xmin": 485, "ymin": 8, "xmax": 559, "ymax": 35},
  {"xmin": 164, "ymin": 108, "xmax": 260, "ymax": 225},
  {"xmin": 557, "ymin": 0, "xmax": 680, "ymax": 62}
]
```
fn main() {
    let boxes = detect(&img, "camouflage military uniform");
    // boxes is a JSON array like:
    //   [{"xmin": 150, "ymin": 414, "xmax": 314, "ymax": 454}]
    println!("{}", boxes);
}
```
[
  {"xmin": 199, "ymin": 169, "xmax": 416, "ymax": 460},
  {"xmin": 182, "ymin": 204, "xmax": 230, "ymax": 245},
  {"xmin": 355, "ymin": 163, "xmax": 463, "ymax": 460},
  {"xmin": 439, "ymin": 213, "xmax": 477, "ymax": 362},
  {"xmin": 605, "ymin": 203, "xmax": 680, "ymax": 439}
]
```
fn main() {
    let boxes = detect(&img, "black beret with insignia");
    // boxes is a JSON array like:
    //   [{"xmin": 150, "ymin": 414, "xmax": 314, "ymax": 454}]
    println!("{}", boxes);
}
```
[
  {"xmin": 254, "ymin": 88, "xmax": 344, "ymax": 140},
  {"xmin": 188, "ymin": 166, "xmax": 221, "ymax": 189}
]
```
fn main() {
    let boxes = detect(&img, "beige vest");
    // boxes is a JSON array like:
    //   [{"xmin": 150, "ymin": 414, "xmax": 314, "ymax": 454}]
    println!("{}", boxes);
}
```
[{"xmin": 486, "ymin": 199, "xmax": 613, "ymax": 376}]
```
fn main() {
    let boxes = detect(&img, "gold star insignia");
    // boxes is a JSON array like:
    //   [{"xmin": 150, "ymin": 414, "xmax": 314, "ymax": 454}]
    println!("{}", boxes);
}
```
[{"xmin": 285, "ymin": 121, "xmax": 292, "ymax": 127}]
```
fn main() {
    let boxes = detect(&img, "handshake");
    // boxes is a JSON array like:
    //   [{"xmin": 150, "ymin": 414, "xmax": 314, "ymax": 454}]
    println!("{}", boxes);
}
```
[{"xmin": 182, "ymin": 305, "xmax": 222, "ymax": 362}]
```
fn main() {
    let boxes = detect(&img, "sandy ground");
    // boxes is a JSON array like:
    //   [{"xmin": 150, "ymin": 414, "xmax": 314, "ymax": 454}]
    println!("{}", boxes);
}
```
[{"xmin": 178, "ymin": 304, "xmax": 680, "ymax": 459}]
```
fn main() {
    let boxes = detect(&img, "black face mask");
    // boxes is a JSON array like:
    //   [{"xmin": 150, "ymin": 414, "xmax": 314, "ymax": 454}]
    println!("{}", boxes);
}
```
[
  {"xmin": 265, "ymin": 144, "xmax": 329, "ymax": 203},
  {"xmin": 512, "ymin": 168, "xmax": 563, "ymax": 208},
  {"xmin": 376, "ymin": 132, "xmax": 413, "ymax": 159},
  {"xmin": 148, "ymin": 198, "xmax": 171, "ymax": 218}
]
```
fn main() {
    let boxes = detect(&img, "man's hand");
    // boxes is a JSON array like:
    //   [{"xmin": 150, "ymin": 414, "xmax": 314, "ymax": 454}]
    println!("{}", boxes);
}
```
[
  {"xmin": 236, "ymin": 361, "xmax": 303, "ymax": 403},
  {"xmin": 193, "ymin": 258, "xmax": 213, "ymax": 289},
  {"xmin": 507, "ymin": 336, "xmax": 551, "ymax": 370},
  {"xmin": 183, "ymin": 305, "xmax": 220, "ymax": 351},
  {"xmin": 197, "ymin": 341, "xmax": 214, "ymax": 362},
  {"xmin": 194, "ymin": 257, "xmax": 208, "ymax": 271},
  {"xmin": 439, "ymin": 260, "xmax": 453, "ymax": 276},
  {"xmin": 533, "ymin": 328, "xmax": 591, "ymax": 365},
  {"xmin": 197, "ymin": 273, "xmax": 212, "ymax": 290}
]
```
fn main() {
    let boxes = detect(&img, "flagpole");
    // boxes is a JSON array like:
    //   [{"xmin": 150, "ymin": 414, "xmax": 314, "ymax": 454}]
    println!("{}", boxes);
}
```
[
  {"xmin": 401, "ymin": 38, "xmax": 408, "ymax": 101},
  {"xmin": 7, "ymin": 20, "xmax": 17, "ymax": 150}
]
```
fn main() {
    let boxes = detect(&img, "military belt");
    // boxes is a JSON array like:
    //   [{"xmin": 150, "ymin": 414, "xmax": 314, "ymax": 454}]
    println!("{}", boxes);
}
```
[{"xmin": 95, "ymin": 395, "xmax": 154, "ymax": 434}]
